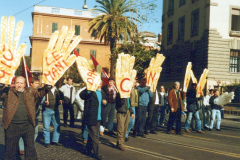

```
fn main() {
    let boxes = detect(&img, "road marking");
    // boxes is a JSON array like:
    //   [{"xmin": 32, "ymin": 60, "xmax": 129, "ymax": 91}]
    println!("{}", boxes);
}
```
[
  {"xmin": 183, "ymin": 134, "xmax": 218, "ymax": 141},
  {"xmin": 211, "ymin": 133, "xmax": 240, "ymax": 139},
  {"xmin": 141, "ymin": 137, "xmax": 240, "ymax": 159},
  {"xmin": 108, "ymin": 141, "xmax": 183, "ymax": 160}
]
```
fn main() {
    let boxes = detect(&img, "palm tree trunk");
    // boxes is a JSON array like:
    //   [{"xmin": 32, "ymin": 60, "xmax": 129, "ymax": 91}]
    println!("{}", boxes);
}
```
[{"xmin": 110, "ymin": 37, "xmax": 116, "ymax": 79}]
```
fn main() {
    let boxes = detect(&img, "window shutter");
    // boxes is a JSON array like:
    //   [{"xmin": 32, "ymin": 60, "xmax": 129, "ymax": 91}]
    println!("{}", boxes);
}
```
[
  {"xmin": 75, "ymin": 25, "xmax": 80, "ymax": 35},
  {"xmin": 90, "ymin": 50, "xmax": 97, "ymax": 59},
  {"xmin": 52, "ymin": 23, "xmax": 58, "ymax": 33}
]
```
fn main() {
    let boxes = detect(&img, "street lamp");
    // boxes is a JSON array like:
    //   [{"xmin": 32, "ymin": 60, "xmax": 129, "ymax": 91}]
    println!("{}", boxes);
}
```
[{"xmin": 82, "ymin": 0, "xmax": 88, "ymax": 9}]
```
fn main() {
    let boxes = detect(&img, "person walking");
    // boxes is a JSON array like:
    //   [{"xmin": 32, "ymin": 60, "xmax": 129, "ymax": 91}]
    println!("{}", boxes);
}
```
[
  {"xmin": 101, "ymin": 77, "xmax": 117, "ymax": 135},
  {"xmin": 167, "ymin": 82, "xmax": 184, "ymax": 135},
  {"xmin": 125, "ymin": 80, "xmax": 138, "ymax": 141},
  {"xmin": 59, "ymin": 77, "xmax": 76, "ymax": 127},
  {"xmin": 134, "ymin": 78, "xmax": 153, "ymax": 138},
  {"xmin": 0, "ymin": 76, "xmax": 50, "ymax": 160},
  {"xmin": 184, "ymin": 83, "xmax": 204, "ymax": 134},
  {"xmin": 209, "ymin": 90, "xmax": 222, "ymax": 131},
  {"xmin": 80, "ymin": 82, "xmax": 107, "ymax": 160},
  {"xmin": 42, "ymin": 85, "xmax": 63, "ymax": 147},
  {"xmin": 203, "ymin": 89, "xmax": 214, "ymax": 129}
]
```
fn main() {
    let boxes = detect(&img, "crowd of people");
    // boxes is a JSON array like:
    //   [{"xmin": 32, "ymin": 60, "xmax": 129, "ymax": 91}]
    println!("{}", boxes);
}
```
[{"xmin": 0, "ymin": 76, "xmax": 224, "ymax": 160}]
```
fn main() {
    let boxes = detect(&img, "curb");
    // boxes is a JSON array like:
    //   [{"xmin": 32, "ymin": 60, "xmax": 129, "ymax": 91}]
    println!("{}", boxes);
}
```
[{"xmin": 224, "ymin": 110, "xmax": 240, "ymax": 116}]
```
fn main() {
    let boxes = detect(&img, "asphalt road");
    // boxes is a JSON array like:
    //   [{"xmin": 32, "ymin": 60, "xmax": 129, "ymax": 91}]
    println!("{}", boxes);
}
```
[{"xmin": 0, "ymin": 107, "xmax": 239, "ymax": 160}]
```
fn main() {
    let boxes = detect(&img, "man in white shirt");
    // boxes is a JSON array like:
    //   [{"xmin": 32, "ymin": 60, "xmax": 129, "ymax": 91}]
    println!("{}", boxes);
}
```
[
  {"xmin": 145, "ymin": 88, "xmax": 161, "ymax": 134},
  {"xmin": 203, "ymin": 89, "xmax": 214, "ymax": 129},
  {"xmin": 59, "ymin": 77, "xmax": 76, "ymax": 127}
]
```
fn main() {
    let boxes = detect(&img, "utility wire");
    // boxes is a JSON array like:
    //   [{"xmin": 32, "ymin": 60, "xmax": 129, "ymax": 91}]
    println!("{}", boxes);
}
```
[{"xmin": 13, "ymin": 0, "xmax": 46, "ymax": 16}]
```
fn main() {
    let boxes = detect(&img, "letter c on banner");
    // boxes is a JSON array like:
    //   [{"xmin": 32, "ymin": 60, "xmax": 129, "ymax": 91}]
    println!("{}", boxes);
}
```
[{"xmin": 120, "ymin": 78, "xmax": 130, "ymax": 92}]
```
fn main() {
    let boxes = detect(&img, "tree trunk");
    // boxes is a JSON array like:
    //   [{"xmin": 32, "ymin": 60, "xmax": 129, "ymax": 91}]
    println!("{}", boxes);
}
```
[{"xmin": 110, "ymin": 37, "xmax": 116, "ymax": 79}]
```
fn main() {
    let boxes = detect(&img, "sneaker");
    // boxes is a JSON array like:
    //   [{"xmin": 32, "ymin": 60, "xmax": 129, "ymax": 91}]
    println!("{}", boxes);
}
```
[
  {"xmin": 185, "ymin": 129, "xmax": 190, "ymax": 133},
  {"xmin": 125, "ymin": 137, "xmax": 129, "ymax": 142},
  {"xmin": 209, "ymin": 128, "xmax": 212, "ymax": 131},
  {"xmin": 118, "ymin": 145, "xmax": 126, "ymax": 151},
  {"xmin": 216, "ymin": 129, "xmax": 221, "ymax": 131}
]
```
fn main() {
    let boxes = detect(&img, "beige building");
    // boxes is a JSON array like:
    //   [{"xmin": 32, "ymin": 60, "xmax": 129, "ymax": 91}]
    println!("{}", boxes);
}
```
[
  {"xmin": 161, "ymin": 0, "xmax": 240, "ymax": 90},
  {"xmin": 30, "ymin": 5, "xmax": 110, "ymax": 77}
]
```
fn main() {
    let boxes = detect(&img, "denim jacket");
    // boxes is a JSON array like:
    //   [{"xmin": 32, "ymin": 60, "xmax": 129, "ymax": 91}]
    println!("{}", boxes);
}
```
[{"xmin": 136, "ymin": 86, "xmax": 153, "ymax": 106}]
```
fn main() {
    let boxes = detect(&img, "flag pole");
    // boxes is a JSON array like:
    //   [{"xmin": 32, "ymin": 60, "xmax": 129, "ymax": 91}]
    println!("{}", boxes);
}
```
[{"xmin": 23, "ymin": 55, "xmax": 29, "ymax": 87}]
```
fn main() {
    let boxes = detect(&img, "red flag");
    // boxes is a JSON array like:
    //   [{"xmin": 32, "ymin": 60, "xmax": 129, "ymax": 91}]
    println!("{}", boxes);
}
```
[
  {"xmin": 73, "ymin": 49, "xmax": 109, "ymax": 86},
  {"xmin": 22, "ymin": 56, "xmax": 32, "ymax": 87},
  {"xmin": 90, "ymin": 54, "xmax": 109, "ymax": 86}
]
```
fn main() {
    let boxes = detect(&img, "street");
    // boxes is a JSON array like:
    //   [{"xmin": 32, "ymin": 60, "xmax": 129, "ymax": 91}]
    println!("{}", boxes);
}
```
[{"xmin": 0, "ymin": 107, "xmax": 239, "ymax": 160}]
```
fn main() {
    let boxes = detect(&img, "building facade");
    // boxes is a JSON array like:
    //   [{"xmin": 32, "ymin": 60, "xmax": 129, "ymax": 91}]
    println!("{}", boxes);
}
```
[
  {"xmin": 161, "ymin": 0, "xmax": 240, "ymax": 90},
  {"xmin": 30, "ymin": 5, "xmax": 110, "ymax": 77}
]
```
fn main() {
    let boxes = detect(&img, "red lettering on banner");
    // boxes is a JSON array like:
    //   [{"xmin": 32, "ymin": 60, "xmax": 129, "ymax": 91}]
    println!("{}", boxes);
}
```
[
  {"xmin": 3, "ymin": 50, "xmax": 13, "ymax": 61},
  {"xmin": 52, "ymin": 68, "xmax": 59, "ymax": 77},
  {"xmin": 148, "ymin": 72, "xmax": 156, "ymax": 84},
  {"xmin": 1, "ymin": 61, "xmax": 11, "ymax": 68},
  {"xmin": 62, "ymin": 59, "xmax": 69, "ymax": 67},
  {"xmin": 52, "ymin": 51, "xmax": 62, "ymax": 61},
  {"xmin": 44, "ymin": 71, "xmax": 54, "ymax": 83},
  {"xmin": 120, "ymin": 78, "xmax": 130, "ymax": 92},
  {"xmin": 55, "ymin": 62, "xmax": 64, "ymax": 71},
  {"xmin": 87, "ymin": 70, "xmax": 97, "ymax": 78},
  {"xmin": 46, "ymin": 57, "xmax": 55, "ymax": 66},
  {"xmin": 87, "ymin": 78, "xmax": 93, "ymax": 85},
  {"xmin": 0, "ymin": 70, "xmax": 10, "ymax": 78},
  {"xmin": 2, "ymin": 44, "xmax": 5, "ymax": 52}
]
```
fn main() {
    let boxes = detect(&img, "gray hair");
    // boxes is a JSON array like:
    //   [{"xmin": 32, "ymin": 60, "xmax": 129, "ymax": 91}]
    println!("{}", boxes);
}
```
[{"xmin": 174, "ymin": 81, "xmax": 180, "ymax": 86}]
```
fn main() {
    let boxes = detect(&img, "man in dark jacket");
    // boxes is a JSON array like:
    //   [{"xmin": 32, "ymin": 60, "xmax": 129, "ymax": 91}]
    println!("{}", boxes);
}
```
[
  {"xmin": 116, "ymin": 94, "xmax": 134, "ymax": 151},
  {"xmin": 184, "ymin": 83, "xmax": 204, "ymax": 133},
  {"xmin": 80, "ymin": 82, "xmax": 107, "ymax": 160},
  {"xmin": 101, "ymin": 77, "xmax": 117, "ymax": 135},
  {"xmin": 0, "ymin": 76, "xmax": 50, "ymax": 160},
  {"xmin": 209, "ymin": 90, "xmax": 222, "ymax": 131},
  {"xmin": 42, "ymin": 86, "xmax": 63, "ymax": 147}
]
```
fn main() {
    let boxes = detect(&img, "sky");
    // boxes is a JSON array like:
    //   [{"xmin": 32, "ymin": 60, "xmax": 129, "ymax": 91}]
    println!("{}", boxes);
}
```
[{"xmin": 0, "ymin": 0, "xmax": 163, "ymax": 56}]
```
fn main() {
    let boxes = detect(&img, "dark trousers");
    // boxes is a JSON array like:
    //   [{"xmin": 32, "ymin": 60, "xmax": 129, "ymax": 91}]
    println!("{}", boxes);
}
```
[
  {"xmin": 159, "ymin": 105, "xmax": 167, "ymax": 124},
  {"xmin": 63, "ymin": 103, "xmax": 75, "ymax": 125},
  {"xmin": 102, "ymin": 103, "xmax": 116, "ymax": 131},
  {"xmin": 146, "ymin": 104, "xmax": 160, "ymax": 132},
  {"xmin": 4, "ymin": 121, "xmax": 37, "ymax": 160},
  {"xmin": 134, "ymin": 105, "xmax": 147, "ymax": 135},
  {"xmin": 167, "ymin": 109, "xmax": 182, "ymax": 133},
  {"xmin": 86, "ymin": 121, "xmax": 100, "ymax": 157}
]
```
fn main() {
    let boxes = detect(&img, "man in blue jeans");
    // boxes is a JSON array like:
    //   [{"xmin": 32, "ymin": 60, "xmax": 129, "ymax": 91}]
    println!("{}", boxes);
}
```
[
  {"xmin": 102, "ymin": 77, "xmax": 117, "ymax": 135},
  {"xmin": 134, "ymin": 78, "xmax": 153, "ymax": 138},
  {"xmin": 185, "ymin": 83, "xmax": 204, "ymax": 134},
  {"xmin": 209, "ymin": 90, "xmax": 222, "ymax": 131},
  {"xmin": 42, "ymin": 86, "xmax": 63, "ymax": 147}
]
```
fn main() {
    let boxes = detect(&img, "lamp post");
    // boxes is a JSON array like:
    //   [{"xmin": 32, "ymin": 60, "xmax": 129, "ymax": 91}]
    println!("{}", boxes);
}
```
[{"xmin": 83, "ymin": 0, "xmax": 88, "ymax": 9}]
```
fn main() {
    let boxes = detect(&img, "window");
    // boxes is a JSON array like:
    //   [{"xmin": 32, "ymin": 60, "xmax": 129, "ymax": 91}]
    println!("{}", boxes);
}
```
[
  {"xmin": 231, "ymin": 9, "xmax": 240, "ymax": 31},
  {"xmin": 167, "ymin": 22, "xmax": 173, "ymax": 45},
  {"xmin": 167, "ymin": 0, "xmax": 174, "ymax": 17},
  {"xmin": 74, "ymin": 10, "xmax": 82, "ymax": 15},
  {"xmin": 91, "ymin": 12, "xmax": 99, "ymax": 17},
  {"xmin": 92, "ymin": 30, "xmax": 97, "ymax": 37},
  {"xmin": 179, "ymin": 0, "xmax": 186, "ymax": 7},
  {"xmin": 52, "ymin": 8, "xmax": 60, "ymax": 14},
  {"xmin": 75, "ymin": 25, "xmax": 80, "ymax": 35},
  {"xmin": 90, "ymin": 50, "xmax": 97, "ymax": 59},
  {"xmin": 191, "ymin": 9, "xmax": 199, "ymax": 37},
  {"xmin": 178, "ymin": 16, "xmax": 185, "ymax": 41},
  {"xmin": 230, "ymin": 50, "xmax": 240, "ymax": 72},
  {"xmin": 52, "ymin": 23, "xmax": 58, "ymax": 33}
]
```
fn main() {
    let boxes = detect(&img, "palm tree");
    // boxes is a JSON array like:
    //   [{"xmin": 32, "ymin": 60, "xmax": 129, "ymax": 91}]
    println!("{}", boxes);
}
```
[{"xmin": 89, "ymin": 0, "xmax": 138, "ymax": 78}]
